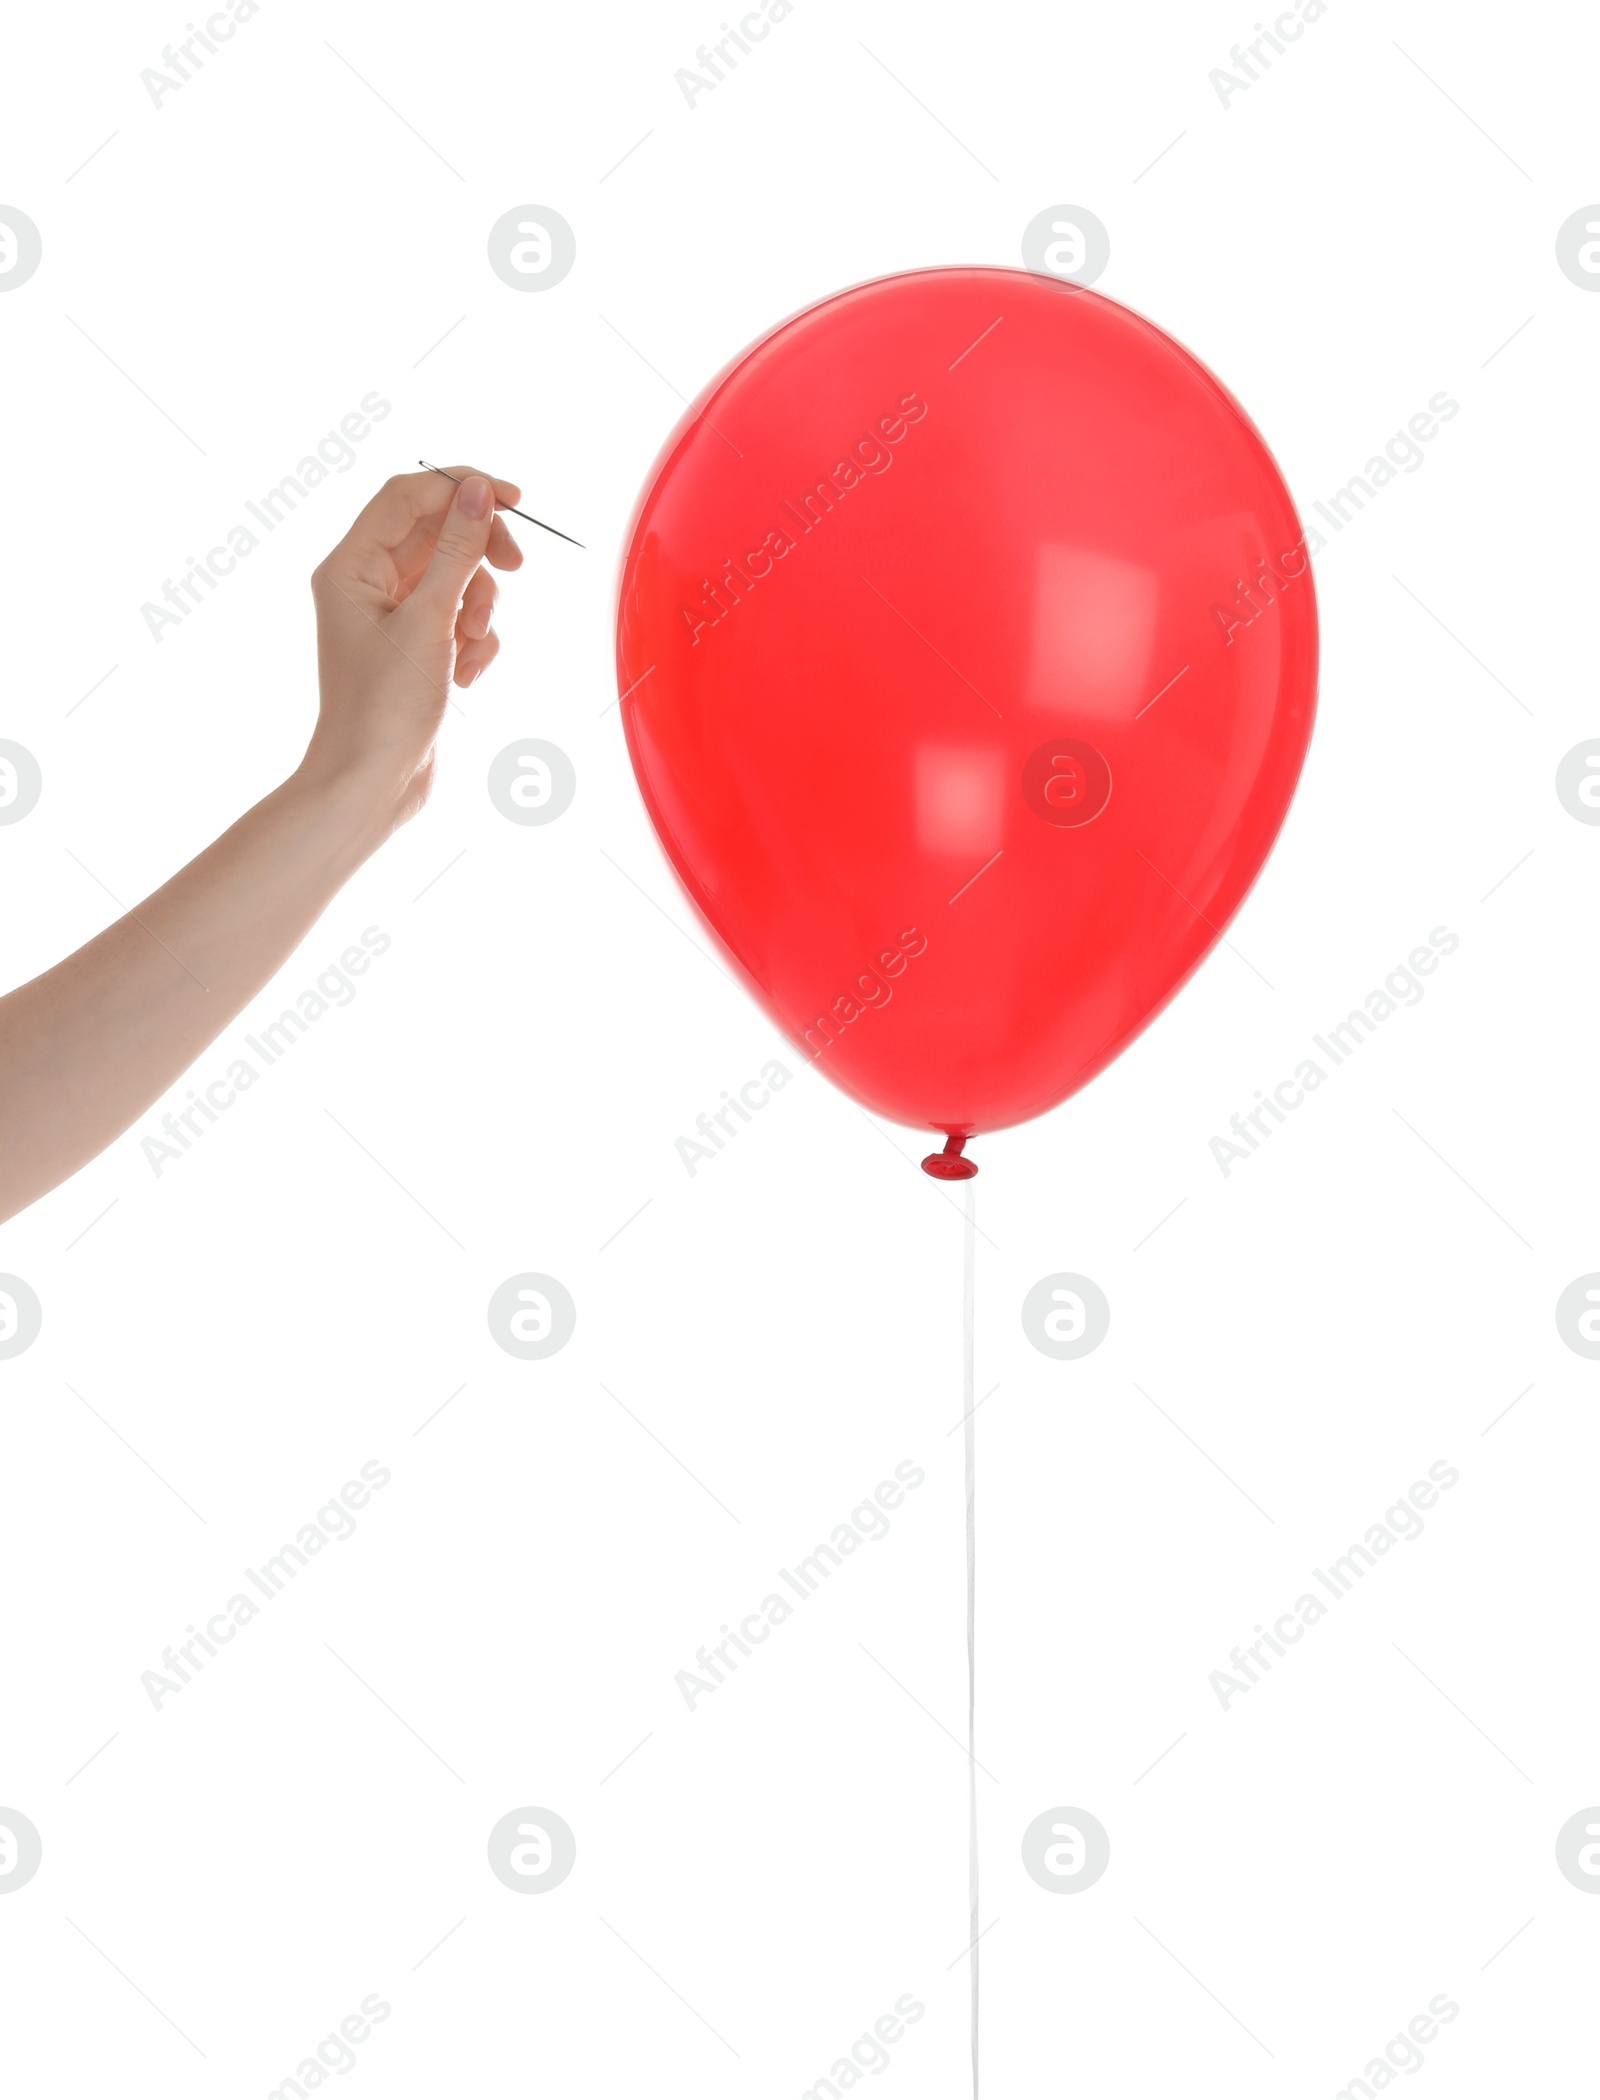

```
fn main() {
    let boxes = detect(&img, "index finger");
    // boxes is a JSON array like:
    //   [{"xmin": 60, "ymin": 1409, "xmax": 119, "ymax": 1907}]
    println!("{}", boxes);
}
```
[{"xmin": 342, "ymin": 466, "xmax": 524, "ymax": 553}]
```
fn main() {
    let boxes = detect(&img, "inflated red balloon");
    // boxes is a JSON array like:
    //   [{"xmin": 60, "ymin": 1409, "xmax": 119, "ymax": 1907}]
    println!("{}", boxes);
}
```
[{"xmin": 615, "ymin": 267, "xmax": 1317, "ymax": 1174}]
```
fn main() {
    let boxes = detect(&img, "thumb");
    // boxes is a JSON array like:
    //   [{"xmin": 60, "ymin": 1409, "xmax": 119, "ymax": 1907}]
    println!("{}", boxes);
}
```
[{"xmin": 412, "ymin": 476, "xmax": 494, "ymax": 620}]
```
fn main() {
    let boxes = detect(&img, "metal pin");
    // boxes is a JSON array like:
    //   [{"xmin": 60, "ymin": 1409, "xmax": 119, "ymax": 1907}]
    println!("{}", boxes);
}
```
[{"xmin": 417, "ymin": 461, "xmax": 584, "ymax": 548}]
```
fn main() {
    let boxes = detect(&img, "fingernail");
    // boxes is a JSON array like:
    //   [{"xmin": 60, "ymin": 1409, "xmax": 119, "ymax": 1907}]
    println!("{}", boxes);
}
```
[{"xmin": 459, "ymin": 476, "xmax": 491, "ymax": 519}]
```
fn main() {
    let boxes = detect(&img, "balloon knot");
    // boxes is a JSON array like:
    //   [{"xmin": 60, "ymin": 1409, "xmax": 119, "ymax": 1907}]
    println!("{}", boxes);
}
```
[{"xmin": 921, "ymin": 1134, "xmax": 978, "ymax": 1181}]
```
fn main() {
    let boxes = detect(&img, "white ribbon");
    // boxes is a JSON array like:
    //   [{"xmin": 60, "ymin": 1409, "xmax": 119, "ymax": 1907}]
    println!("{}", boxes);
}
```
[{"xmin": 963, "ymin": 1181, "xmax": 979, "ymax": 2099}]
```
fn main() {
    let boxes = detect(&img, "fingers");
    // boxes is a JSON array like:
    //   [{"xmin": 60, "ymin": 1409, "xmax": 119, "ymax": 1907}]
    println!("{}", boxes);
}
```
[
  {"xmin": 455, "ymin": 565, "xmax": 500, "ymax": 686},
  {"xmin": 437, "ymin": 461, "xmax": 519, "ymax": 508},
  {"xmin": 459, "ymin": 563, "xmax": 498, "ymax": 642},
  {"xmin": 318, "ymin": 467, "xmax": 520, "ymax": 695},
  {"xmin": 454, "ymin": 625, "xmax": 501, "ymax": 689},
  {"xmin": 411, "ymin": 476, "xmax": 497, "ymax": 622},
  {"xmin": 436, "ymin": 473, "xmax": 524, "ymax": 571},
  {"xmin": 485, "ymin": 511, "xmax": 525, "ymax": 571},
  {"xmin": 340, "ymin": 465, "xmax": 523, "ymax": 560},
  {"xmin": 370, "ymin": 488, "xmax": 523, "ymax": 594}
]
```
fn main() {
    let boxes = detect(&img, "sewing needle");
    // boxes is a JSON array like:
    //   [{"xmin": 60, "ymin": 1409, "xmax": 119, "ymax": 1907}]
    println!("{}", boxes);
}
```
[{"xmin": 418, "ymin": 461, "xmax": 584, "ymax": 548}]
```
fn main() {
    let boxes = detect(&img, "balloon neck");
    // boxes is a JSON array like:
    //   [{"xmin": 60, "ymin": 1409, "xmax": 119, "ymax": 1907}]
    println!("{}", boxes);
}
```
[{"xmin": 921, "ymin": 1133, "xmax": 978, "ymax": 1181}]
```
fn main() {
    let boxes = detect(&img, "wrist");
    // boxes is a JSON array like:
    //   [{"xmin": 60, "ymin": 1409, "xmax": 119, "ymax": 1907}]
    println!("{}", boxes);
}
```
[{"xmin": 280, "ymin": 754, "xmax": 415, "ymax": 873}]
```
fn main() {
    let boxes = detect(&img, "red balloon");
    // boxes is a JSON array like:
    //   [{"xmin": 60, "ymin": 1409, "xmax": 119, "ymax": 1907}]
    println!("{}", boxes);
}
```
[{"xmin": 616, "ymin": 267, "xmax": 1317, "ymax": 1173}]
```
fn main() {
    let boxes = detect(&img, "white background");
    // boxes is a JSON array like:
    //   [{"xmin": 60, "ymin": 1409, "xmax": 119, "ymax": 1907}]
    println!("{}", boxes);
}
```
[{"xmin": 1, "ymin": 0, "xmax": 1597, "ymax": 2092}]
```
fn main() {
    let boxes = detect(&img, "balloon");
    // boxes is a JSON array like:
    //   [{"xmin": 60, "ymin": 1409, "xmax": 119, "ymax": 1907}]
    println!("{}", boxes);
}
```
[{"xmin": 615, "ymin": 267, "xmax": 1317, "ymax": 1175}]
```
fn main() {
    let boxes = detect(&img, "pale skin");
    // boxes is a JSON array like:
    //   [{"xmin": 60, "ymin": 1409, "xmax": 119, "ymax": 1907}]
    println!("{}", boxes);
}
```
[{"xmin": 0, "ymin": 467, "xmax": 523, "ymax": 1225}]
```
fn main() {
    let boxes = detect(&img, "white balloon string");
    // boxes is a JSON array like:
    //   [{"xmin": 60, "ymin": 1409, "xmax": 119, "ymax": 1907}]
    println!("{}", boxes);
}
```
[{"xmin": 963, "ymin": 1179, "xmax": 978, "ymax": 2100}]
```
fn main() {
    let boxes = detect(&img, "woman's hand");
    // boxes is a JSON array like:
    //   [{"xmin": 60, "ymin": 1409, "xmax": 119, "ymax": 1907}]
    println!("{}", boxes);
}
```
[
  {"xmin": 0, "ymin": 465, "xmax": 529, "ymax": 1224},
  {"xmin": 304, "ymin": 465, "xmax": 525, "ymax": 833}
]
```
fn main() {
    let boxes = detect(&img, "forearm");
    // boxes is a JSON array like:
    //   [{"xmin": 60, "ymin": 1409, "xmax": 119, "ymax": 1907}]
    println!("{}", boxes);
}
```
[
  {"xmin": 0, "ymin": 465, "xmax": 514, "ymax": 1226},
  {"xmin": 0, "ymin": 764, "xmax": 394, "ymax": 1222}
]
